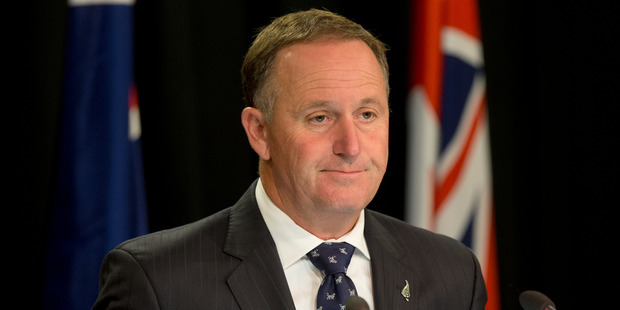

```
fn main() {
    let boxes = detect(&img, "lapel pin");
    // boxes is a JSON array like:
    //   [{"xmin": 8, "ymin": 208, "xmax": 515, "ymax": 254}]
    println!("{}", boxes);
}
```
[{"xmin": 401, "ymin": 280, "xmax": 410, "ymax": 302}]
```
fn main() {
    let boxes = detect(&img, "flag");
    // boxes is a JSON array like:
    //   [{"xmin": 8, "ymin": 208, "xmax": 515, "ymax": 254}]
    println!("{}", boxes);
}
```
[
  {"xmin": 44, "ymin": 1, "xmax": 148, "ymax": 309},
  {"xmin": 405, "ymin": 0, "xmax": 500, "ymax": 309}
]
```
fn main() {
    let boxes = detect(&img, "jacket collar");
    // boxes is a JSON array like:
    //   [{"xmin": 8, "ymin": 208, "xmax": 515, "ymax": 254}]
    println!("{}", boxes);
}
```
[
  {"xmin": 224, "ymin": 180, "xmax": 296, "ymax": 309},
  {"xmin": 365, "ymin": 209, "xmax": 420, "ymax": 310}
]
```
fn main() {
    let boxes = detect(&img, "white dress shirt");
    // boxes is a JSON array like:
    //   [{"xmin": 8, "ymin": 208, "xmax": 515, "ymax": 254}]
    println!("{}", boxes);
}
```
[{"xmin": 255, "ymin": 179, "xmax": 374, "ymax": 310}]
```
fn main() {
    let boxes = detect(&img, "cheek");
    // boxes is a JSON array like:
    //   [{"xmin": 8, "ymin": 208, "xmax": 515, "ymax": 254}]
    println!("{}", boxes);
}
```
[
  {"xmin": 272, "ymin": 131, "xmax": 323, "ymax": 169},
  {"xmin": 292, "ymin": 136, "xmax": 327, "ymax": 166},
  {"xmin": 365, "ymin": 127, "xmax": 389, "ymax": 160}
]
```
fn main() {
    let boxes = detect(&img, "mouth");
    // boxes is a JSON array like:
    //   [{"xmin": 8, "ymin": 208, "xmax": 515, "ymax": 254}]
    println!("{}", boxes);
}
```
[{"xmin": 320, "ymin": 169, "xmax": 365, "ymax": 175}]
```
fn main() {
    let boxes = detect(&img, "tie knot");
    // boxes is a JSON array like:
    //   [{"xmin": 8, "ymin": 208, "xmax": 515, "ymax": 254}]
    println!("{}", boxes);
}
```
[{"xmin": 307, "ymin": 242, "xmax": 355, "ymax": 276}]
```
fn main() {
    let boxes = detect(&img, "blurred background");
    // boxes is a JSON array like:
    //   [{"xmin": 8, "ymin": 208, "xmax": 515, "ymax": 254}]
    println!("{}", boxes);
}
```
[{"xmin": 16, "ymin": 0, "xmax": 617, "ymax": 309}]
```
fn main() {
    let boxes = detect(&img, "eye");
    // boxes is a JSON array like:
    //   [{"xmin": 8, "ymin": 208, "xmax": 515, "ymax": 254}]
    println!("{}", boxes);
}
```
[
  {"xmin": 310, "ymin": 114, "xmax": 328, "ymax": 123},
  {"xmin": 359, "ymin": 111, "xmax": 375, "ymax": 120}
]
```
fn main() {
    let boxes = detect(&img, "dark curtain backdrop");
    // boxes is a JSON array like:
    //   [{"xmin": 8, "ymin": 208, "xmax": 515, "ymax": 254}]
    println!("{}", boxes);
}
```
[{"xmin": 18, "ymin": 0, "xmax": 617, "ymax": 309}]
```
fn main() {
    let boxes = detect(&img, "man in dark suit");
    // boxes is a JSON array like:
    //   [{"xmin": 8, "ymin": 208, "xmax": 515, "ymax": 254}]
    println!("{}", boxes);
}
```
[{"xmin": 93, "ymin": 9, "xmax": 487, "ymax": 310}]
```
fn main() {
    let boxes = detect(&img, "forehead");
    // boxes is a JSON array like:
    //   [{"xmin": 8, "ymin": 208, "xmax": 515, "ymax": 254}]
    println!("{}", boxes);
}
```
[
  {"xmin": 276, "ymin": 40, "xmax": 382, "ymax": 76},
  {"xmin": 273, "ymin": 40, "xmax": 386, "ymax": 102}
]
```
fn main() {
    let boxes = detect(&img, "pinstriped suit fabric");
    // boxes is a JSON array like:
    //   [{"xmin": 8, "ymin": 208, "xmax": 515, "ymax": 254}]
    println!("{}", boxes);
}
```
[
  {"xmin": 364, "ymin": 209, "xmax": 487, "ymax": 309},
  {"xmin": 92, "ymin": 180, "xmax": 486, "ymax": 309}
]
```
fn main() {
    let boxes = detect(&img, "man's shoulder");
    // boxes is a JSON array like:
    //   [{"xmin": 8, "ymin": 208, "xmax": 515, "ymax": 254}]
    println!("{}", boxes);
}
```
[
  {"xmin": 112, "ymin": 180, "xmax": 262, "ymax": 260},
  {"xmin": 365, "ymin": 209, "xmax": 473, "ymax": 256},
  {"xmin": 115, "ymin": 207, "xmax": 233, "ymax": 256},
  {"xmin": 365, "ymin": 209, "xmax": 436, "ymax": 237}
]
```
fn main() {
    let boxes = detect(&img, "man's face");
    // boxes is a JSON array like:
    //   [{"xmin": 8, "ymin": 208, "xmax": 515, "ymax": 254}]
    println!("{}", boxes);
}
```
[{"xmin": 263, "ymin": 39, "xmax": 389, "ymax": 216}]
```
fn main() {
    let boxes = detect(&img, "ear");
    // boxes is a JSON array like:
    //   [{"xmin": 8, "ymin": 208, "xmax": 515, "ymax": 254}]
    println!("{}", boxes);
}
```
[{"xmin": 241, "ymin": 107, "xmax": 271, "ymax": 160}]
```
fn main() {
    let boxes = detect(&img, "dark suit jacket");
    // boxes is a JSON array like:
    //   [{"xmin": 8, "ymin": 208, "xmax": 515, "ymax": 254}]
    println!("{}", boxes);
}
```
[{"xmin": 92, "ymin": 180, "xmax": 487, "ymax": 309}]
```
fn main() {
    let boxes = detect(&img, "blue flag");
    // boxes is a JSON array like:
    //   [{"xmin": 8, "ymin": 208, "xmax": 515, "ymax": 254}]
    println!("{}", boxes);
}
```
[{"xmin": 45, "ymin": 1, "xmax": 148, "ymax": 309}]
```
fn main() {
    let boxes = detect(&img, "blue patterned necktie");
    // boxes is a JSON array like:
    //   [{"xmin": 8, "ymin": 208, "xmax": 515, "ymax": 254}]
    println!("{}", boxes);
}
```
[{"xmin": 307, "ymin": 242, "xmax": 357, "ymax": 310}]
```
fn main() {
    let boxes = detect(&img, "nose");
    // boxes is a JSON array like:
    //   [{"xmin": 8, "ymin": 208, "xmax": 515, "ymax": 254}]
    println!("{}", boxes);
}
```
[{"xmin": 332, "ymin": 117, "xmax": 361, "ymax": 159}]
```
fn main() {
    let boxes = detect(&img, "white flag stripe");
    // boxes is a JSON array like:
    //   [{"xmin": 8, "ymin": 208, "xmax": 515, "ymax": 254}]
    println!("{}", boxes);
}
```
[
  {"xmin": 405, "ymin": 86, "xmax": 440, "ymax": 229},
  {"xmin": 129, "ymin": 106, "xmax": 142, "ymax": 141},
  {"xmin": 473, "ymin": 124, "xmax": 493, "ymax": 270},
  {"xmin": 435, "ymin": 115, "xmax": 485, "ymax": 236},
  {"xmin": 441, "ymin": 26, "xmax": 484, "ymax": 68}
]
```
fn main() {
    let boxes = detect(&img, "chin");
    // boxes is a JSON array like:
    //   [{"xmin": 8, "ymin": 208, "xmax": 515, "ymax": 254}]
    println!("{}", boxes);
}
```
[
  {"xmin": 317, "ymin": 195, "xmax": 372, "ymax": 213},
  {"xmin": 313, "ymin": 179, "xmax": 380, "ymax": 209}
]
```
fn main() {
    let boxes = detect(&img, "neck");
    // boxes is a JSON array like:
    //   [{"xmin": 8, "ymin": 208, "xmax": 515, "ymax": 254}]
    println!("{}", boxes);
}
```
[
  {"xmin": 272, "ymin": 190, "xmax": 362, "ymax": 240},
  {"xmin": 295, "ymin": 211, "xmax": 361, "ymax": 240}
]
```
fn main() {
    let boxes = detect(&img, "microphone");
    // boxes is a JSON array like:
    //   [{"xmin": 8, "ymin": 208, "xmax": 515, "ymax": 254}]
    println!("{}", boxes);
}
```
[
  {"xmin": 519, "ymin": 290, "xmax": 557, "ymax": 310},
  {"xmin": 345, "ymin": 296, "xmax": 370, "ymax": 310}
]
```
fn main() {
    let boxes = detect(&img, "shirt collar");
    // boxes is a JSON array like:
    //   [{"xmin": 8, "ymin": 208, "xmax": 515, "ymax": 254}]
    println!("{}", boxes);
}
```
[{"xmin": 255, "ymin": 178, "xmax": 370, "ymax": 269}]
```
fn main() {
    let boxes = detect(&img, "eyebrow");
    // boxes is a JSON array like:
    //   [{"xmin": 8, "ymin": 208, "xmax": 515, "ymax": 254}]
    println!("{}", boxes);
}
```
[
  {"xmin": 359, "ymin": 97, "xmax": 384, "ymax": 107},
  {"xmin": 302, "ymin": 96, "xmax": 385, "ymax": 111}
]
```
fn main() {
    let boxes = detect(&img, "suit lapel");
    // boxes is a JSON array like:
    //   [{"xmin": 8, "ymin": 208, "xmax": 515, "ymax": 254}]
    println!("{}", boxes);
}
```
[
  {"xmin": 222, "ymin": 182, "xmax": 424, "ymax": 310},
  {"xmin": 365, "ymin": 210, "xmax": 420, "ymax": 310},
  {"xmin": 224, "ymin": 181, "xmax": 296, "ymax": 310}
]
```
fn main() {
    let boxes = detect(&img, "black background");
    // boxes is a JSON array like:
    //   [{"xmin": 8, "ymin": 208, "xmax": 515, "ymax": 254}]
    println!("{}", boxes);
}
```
[{"xmin": 16, "ymin": 0, "xmax": 618, "ymax": 309}]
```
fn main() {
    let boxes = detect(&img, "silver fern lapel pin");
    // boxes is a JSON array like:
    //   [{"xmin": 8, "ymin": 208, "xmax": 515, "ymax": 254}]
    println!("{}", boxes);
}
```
[{"xmin": 401, "ymin": 280, "xmax": 410, "ymax": 302}]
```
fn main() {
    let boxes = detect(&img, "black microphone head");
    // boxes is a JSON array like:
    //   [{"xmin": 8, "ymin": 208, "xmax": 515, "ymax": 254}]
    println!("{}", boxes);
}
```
[
  {"xmin": 345, "ymin": 296, "xmax": 370, "ymax": 310},
  {"xmin": 519, "ymin": 290, "xmax": 556, "ymax": 310}
]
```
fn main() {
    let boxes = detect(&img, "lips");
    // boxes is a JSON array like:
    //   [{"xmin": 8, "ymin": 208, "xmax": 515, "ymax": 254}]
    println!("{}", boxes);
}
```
[{"xmin": 320, "ymin": 169, "xmax": 366, "ymax": 175}]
